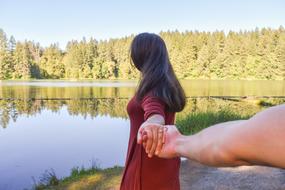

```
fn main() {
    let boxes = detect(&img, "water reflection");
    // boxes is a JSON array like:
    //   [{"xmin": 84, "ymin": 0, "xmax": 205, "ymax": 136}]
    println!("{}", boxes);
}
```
[
  {"xmin": 0, "ymin": 80, "xmax": 284, "ymax": 100},
  {"xmin": 0, "ymin": 99, "xmax": 129, "ymax": 128},
  {"xmin": 0, "ymin": 107, "xmax": 130, "ymax": 190},
  {"xmin": 1, "ymin": 97, "xmax": 285, "ymax": 129}
]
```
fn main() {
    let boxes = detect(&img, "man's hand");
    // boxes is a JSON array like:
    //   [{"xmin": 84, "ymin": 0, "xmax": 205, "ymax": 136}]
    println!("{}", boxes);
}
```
[
  {"xmin": 155, "ymin": 125, "xmax": 181, "ymax": 158},
  {"xmin": 138, "ymin": 124, "xmax": 182, "ymax": 159}
]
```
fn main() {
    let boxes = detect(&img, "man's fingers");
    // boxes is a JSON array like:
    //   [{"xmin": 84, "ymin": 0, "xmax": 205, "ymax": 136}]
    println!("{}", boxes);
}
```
[
  {"xmin": 149, "ymin": 127, "xmax": 158, "ymax": 157},
  {"xmin": 155, "ymin": 127, "xmax": 164, "ymax": 155}
]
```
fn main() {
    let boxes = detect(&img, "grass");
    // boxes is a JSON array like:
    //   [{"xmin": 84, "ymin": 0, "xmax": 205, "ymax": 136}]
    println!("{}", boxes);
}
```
[
  {"xmin": 33, "ymin": 166, "xmax": 123, "ymax": 190},
  {"xmin": 176, "ymin": 109, "xmax": 252, "ymax": 135},
  {"xmin": 257, "ymin": 98, "xmax": 285, "ymax": 107}
]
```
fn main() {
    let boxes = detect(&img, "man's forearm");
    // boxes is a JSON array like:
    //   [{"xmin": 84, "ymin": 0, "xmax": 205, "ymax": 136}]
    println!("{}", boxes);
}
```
[
  {"xmin": 174, "ymin": 121, "xmax": 250, "ymax": 167},
  {"xmin": 159, "ymin": 104, "xmax": 285, "ymax": 168}
]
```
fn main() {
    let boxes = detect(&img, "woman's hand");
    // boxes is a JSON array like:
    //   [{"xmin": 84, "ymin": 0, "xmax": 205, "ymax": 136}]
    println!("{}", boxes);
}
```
[{"xmin": 137, "ymin": 123, "xmax": 165, "ymax": 158}]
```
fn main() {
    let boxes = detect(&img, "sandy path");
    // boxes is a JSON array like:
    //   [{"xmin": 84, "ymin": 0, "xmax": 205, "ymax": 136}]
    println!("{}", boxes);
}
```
[{"xmin": 179, "ymin": 160, "xmax": 285, "ymax": 190}]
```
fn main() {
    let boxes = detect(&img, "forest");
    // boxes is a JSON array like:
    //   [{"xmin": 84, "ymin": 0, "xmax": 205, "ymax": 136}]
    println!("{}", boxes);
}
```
[{"xmin": 0, "ymin": 27, "xmax": 284, "ymax": 80}]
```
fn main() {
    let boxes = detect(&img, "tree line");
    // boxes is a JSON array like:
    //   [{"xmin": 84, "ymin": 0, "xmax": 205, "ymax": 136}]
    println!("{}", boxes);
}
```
[{"xmin": 0, "ymin": 27, "xmax": 284, "ymax": 80}]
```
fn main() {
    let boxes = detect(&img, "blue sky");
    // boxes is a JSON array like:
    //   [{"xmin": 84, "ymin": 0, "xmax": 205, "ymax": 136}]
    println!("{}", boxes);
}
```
[{"xmin": 1, "ymin": 0, "xmax": 284, "ymax": 49}]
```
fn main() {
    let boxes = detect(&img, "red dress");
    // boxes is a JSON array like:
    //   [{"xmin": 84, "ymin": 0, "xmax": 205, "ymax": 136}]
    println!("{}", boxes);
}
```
[{"xmin": 120, "ymin": 94, "xmax": 180, "ymax": 190}]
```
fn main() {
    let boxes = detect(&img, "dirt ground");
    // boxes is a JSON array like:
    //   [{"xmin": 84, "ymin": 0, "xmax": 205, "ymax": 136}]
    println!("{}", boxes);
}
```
[{"xmin": 179, "ymin": 160, "xmax": 285, "ymax": 190}]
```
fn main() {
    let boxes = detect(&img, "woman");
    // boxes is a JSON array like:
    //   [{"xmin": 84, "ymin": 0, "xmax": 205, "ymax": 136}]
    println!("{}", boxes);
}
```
[{"xmin": 120, "ymin": 33, "xmax": 186, "ymax": 190}]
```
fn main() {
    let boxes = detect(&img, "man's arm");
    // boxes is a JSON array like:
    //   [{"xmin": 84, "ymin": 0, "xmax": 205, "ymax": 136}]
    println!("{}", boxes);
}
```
[{"xmin": 159, "ymin": 104, "xmax": 285, "ymax": 168}]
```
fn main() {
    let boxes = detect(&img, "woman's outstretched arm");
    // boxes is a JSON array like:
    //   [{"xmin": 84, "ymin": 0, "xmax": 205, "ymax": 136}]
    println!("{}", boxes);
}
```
[{"xmin": 148, "ymin": 104, "xmax": 285, "ymax": 168}]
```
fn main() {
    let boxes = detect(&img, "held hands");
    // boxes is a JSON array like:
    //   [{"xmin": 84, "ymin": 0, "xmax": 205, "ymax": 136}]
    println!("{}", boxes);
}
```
[
  {"xmin": 137, "ymin": 124, "xmax": 181, "ymax": 158},
  {"xmin": 137, "ymin": 123, "xmax": 166, "ymax": 158}
]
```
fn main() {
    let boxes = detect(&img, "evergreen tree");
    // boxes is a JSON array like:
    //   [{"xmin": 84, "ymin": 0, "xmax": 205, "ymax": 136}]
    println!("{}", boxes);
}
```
[
  {"xmin": 13, "ymin": 42, "xmax": 32, "ymax": 79},
  {"xmin": 0, "ymin": 29, "xmax": 11, "ymax": 79},
  {"xmin": 40, "ymin": 44, "xmax": 64, "ymax": 78}
]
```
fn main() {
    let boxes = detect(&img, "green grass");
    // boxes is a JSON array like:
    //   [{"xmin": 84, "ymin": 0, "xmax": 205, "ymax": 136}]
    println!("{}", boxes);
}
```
[
  {"xmin": 257, "ymin": 98, "xmax": 285, "ymax": 107},
  {"xmin": 34, "ymin": 166, "xmax": 123, "ymax": 190},
  {"xmin": 177, "ymin": 109, "xmax": 252, "ymax": 135}
]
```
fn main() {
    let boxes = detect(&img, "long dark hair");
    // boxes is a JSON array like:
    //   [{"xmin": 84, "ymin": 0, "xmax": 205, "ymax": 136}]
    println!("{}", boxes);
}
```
[{"xmin": 130, "ymin": 33, "xmax": 185, "ymax": 112}]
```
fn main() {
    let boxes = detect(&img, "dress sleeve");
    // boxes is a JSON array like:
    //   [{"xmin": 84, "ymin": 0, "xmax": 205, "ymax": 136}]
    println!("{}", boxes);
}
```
[{"xmin": 141, "ymin": 95, "xmax": 166, "ymax": 121}]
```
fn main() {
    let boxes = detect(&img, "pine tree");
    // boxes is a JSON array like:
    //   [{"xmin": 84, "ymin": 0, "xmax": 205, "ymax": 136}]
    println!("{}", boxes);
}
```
[
  {"xmin": 0, "ymin": 29, "xmax": 11, "ymax": 79},
  {"xmin": 13, "ymin": 42, "xmax": 32, "ymax": 79},
  {"xmin": 40, "ymin": 44, "xmax": 64, "ymax": 78}
]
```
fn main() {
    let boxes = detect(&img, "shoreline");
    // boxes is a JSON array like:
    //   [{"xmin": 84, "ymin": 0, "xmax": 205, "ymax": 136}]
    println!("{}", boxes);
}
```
[{"xmin": 34, "ymin": 160, "xmax": 285, "ymax": 190}]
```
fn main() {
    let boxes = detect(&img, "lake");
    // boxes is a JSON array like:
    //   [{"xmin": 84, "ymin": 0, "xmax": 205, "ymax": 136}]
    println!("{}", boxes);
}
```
[{"xmin": 0, "ymin": 80, "xmax": 284, "ymax": 190}]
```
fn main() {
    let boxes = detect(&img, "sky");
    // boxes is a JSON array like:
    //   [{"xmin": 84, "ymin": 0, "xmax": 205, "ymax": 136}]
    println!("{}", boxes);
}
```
[{"xmin": 0, "ymin": 0, "xmax": 284, "ymax": 49}]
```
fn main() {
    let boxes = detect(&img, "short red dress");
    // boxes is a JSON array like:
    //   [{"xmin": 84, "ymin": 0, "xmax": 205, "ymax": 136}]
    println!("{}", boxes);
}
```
[{"xmin": 120, "ymin": 94, "xmax": 180, "ymax": 190}]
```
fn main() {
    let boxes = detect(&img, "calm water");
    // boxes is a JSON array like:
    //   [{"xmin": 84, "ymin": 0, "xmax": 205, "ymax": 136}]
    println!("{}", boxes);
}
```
[
  {"xmin": 0, "ymin": 80, "xmax": 284, "ymax": 190},
  {"xmin": 1, "ymin": 80, "xmax": 285, "ymax": 99}
]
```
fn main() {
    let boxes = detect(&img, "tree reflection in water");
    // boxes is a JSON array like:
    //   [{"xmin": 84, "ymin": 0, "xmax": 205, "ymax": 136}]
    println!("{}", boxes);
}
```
[{"xmin": 1, "ymin": 97, "xmax": 284, "ymax": 128}]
